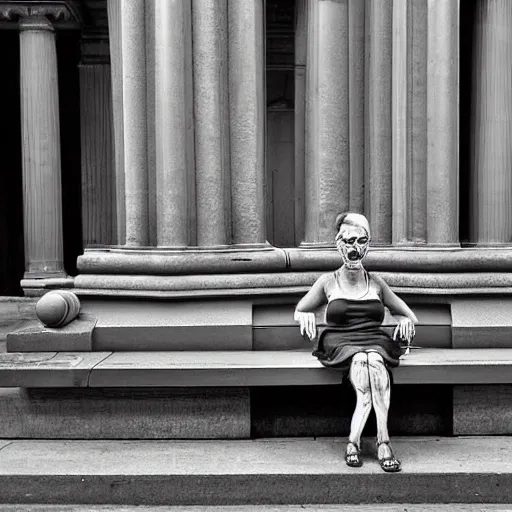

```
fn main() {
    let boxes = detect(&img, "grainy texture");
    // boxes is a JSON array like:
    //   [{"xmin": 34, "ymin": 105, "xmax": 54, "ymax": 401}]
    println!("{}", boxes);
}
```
[
  {"xmin": 365, "ymin": 0, "xmax": 393, "ymax": 244},
  {"xmin": 305, "ymin": 0, "xmax": 349, "ymax": 244},
  {"xmin": 228, "ymin": 0, "xmax": 266, "ymax": 244},
  {"xmin": 454, "ymin": 384, "xmax": 512, "ymax": 435},
  {"xmin": 154, "ymin": 0, "xmax": 193, "ymax": 247},
  {"xmin": 79, "ymin": 63, "xmax": 116, "ymax": 246},
  {"xmin": 193, "ymin": 0, "xmax": 230, "ymax": 246},
  {"xmin": 19, "ymin": 16, "xmax": 65, "ymax": 277},
  {"xmin": 426, "ymin": 0, "xmax": 459, "ymax": 245},
  {"xmin": 470, "ymin": 0, "xmax": 512, "ymax": 244},
  {"xmin": 0, "ymin": 387, "xmax": 250, "ymax": 439}
]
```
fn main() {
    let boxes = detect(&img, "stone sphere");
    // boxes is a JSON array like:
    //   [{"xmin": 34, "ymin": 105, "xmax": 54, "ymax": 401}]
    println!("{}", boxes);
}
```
[{"xmin": 36, "ymin": 290, "xmax": 81, "ymax": 328}]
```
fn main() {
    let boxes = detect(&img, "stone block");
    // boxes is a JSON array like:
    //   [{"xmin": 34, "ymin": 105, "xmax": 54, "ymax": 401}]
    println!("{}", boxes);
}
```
[
  {"xmin": 454, "ymin": 384, "xmax": 512, "ymax": 435},
  {"xmin": 6, "ymin": 314, "xmax": 97, "ymax": 352},
  {"xmin": 451, "ymin": 298, "xmax": 512, "ymax": 348},
  {"xmin": 0, "ymin": 387, "xmax": 250, "ymax": 439}
]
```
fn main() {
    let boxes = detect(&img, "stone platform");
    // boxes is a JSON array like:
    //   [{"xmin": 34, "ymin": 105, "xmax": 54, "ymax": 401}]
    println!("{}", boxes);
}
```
[{"xmin": 0, "ymin": 437, "xmax": 511, "ymax": 505}]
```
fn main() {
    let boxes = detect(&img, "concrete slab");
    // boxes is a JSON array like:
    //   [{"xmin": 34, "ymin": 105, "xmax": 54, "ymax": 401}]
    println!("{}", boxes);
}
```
[
  {"xmin": 87, "ymin": 349, "xmax": 512, "ymax": 388},
  {"xmin": 0, "ymin": 352, "xmax": 111, "ymax": 387},
  {"xmin": 0, "ymin": 437, "xmax": 511, "ymax": 504},
  {"xmin": 451, "ymin": 298, "xmax": 512, "ymax": 348},
  {"xmin": 0, "ymin": 387, "xmax": 250, "ymax": 439},
  {"xmin": 84, "ymin": 300, "xmax": 253, "ymax": 351},
  {"xmin": 6, "ymin": 314, "xmax": 97, "ymax": 352},
  {"xmin": 454, "ymin": 385, "xmax": 512, "ymax": 435}
]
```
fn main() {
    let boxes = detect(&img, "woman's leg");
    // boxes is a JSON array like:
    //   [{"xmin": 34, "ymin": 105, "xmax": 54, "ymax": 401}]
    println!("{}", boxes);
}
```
[
  {"xmin": 348, "ymin": 352, "xmax": 372, "ymax": 450},
  {"xmin": 367, "ymin": 351, "xmax": 400, "ymax": 471}
]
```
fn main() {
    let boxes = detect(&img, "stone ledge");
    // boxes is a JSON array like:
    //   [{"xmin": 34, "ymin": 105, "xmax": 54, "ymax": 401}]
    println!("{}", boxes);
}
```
[{"xmin": 2, "ymin": 349, "xmax": 512, "ymax": 388}]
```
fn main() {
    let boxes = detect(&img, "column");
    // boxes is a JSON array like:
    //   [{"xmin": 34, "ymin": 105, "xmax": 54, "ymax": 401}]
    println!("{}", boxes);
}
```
[
  {"xmin": 365, "ymin": 0, "xmax": 393, "ymax": 245},
  {"xmin": 294, "ymin": 0, "xmax": 307, "ymax": 244},
  {"xmin": 391, "ymin": 0, "xmax": 408, "ymax": 244},
  {"xmin": 348, "ymin": 0, "xmax": 365, "ymax": 214},
  {"xmin": 19, "ymin": 15, "xmax": 65, "ymax": 278},
  {"xmin": 79, "ymin": 32, "xmax": 116, "ymax": 246},
  {"xmin": 469, "ymin": 0, "xmax": 512, "ymax": 244},
  {"xmin": 304, "ymin": 0, "xmax": 349, "ymax": 245},
  {"xmin": 107, "ymin": 0, "xmax": 149, "ymax": 247},
  {"xmin": 228, "ymin": 0, "xmax": 266, "ymax": 245},
  {"xmin": 154, "ymin": 0, "xmax": 194, "ymax": 247},
  {"xmin": 193, "ymin": 0, "xmax": 230, "ymax": 246},
  {"xmin": 426, "ymin": 0, "xmax": 459, "ymax": 245}
]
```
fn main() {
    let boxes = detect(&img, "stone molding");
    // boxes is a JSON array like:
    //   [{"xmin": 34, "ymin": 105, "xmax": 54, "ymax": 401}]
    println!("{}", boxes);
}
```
[
  {"xmin": 80, "ymin": 28, "xmax": 109, "ymax": 65},
  {"xmin": 0, "ymin": 1, "xmax": 82, "ymax": 27}
]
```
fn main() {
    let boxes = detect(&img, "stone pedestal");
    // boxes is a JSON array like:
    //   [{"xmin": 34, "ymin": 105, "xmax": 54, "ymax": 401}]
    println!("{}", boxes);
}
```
[
  {"xmin": 304, "ymin": 0, "xmax": 349, "ymax": 245},
  {"xmin": 469, "ymin": 0, "xmax": 512, "ymax": 245}
]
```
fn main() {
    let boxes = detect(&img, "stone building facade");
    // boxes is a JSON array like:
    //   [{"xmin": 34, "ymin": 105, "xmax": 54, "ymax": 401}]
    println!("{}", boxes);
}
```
[{"xmin": 0, "ymin": 0, "xmax": 511, "ymax": 314}]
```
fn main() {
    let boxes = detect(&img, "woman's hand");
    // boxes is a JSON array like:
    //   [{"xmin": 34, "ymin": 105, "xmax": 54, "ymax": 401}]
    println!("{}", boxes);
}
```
[
  {"xmin": 394, "ymin": 318, "xmax": 416, "ymax": 355},
  {"xmin": 294, "ymin": 310, "xmax": 317, "ymax": 341}
]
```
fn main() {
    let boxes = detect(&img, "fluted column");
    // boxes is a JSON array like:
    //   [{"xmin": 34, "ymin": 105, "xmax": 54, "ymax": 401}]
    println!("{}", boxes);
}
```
[
  {"xmin": 228, "ymin": 0, "xmax": 266, "ymax": 245},
  {"xmin": 193, "ymin": 0, "xmax": 230, "ymax": 246},
  {"xmin": 365, "ymin": 0, "xmax": 393, "ymax": 245},
  {"xmin": 294, "ymin": 0, "xmax": 307, "ymax": 244},
  {"xmin": 470, "ymin": 0, "xmax": 512, "ymax": 244},
  {"xmin": 348, "ymin": 0, "xmax": 365, "ymax": 214},
  {"xmin": 79, "ymin": 33, "xmax": 116, "ymax": 246},
  {"xmin": 19, "ymin": 15, "xmax": 64, "ymax": 278},
  {"xmin": 426, "ymin": 0, "xmax": 459, "ymax": 245},
  {"xmin": 107, "ymin": 0, "xmax": 149, "ymax": 247},
  {"xmin": 304, "ymin": 0, "xmax": 349, "ymax": 245}
]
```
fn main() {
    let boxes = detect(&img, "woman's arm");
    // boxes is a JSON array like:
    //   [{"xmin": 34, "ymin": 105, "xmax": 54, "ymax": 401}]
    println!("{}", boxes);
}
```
[
  {"xmin": 294, "ymin": 274, "xmax": 329, "ymax": 340},
  {"xmin": 371, "ymin": 273, "xmax": 418, "ymax": 343}
]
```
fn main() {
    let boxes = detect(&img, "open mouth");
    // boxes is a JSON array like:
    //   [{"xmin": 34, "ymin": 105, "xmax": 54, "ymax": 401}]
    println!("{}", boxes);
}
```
[{"xmin": 347, "ymin": 251, "xmax": 360, "ymax": 261}]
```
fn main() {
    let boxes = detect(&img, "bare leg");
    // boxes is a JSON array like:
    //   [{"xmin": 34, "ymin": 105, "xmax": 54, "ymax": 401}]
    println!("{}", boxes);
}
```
[
  {"xmin": 346, "ymin": 352, "xmax": 372, "ymax": 465},
  {"xmin": 367, "ymin": 351, "xmax": 401, "ymax": 472}
]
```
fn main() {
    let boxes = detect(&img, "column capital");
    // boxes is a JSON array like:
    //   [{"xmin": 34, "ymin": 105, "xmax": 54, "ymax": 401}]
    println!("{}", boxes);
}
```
[{"xmin": 0, "ymin": 1, "xmax": 82, "ymax": 28}]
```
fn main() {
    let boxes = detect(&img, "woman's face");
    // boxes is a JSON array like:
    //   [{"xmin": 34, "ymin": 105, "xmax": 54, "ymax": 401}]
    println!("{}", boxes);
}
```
[{"xmin": 335, "ymin": 223, "xmax": 370, "ymax": 269}]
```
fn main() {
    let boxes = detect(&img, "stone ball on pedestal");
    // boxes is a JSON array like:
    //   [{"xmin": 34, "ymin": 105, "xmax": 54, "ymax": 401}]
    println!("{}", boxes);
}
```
[{"xmin": 36, "ymin": 290, "xmax": 81, "ymax": 328}]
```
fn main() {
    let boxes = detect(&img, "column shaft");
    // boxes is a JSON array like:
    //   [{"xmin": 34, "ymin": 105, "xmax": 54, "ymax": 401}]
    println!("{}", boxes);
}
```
[
  {"xmin": 120, "ymin": 0, "xmax": 149, "ymax": 246},
  {"xmin": 79, "ymin": 51, "xmax": 116, "ymax": 246},
  {"xmin": 19, "ymin": 16, "xmax": 64, "ymax": 277},
  {"xmin": 154, "ymin": 0, "xmax": 193, "ymax": 247},
  {"xmin": 228, "ymin": 0, "xmax": 266, "ymax": 245},
  {"xmin": 365, "ymin": 0, "xmax": 393, "ymax": 244},
  {"xmin": 305, "ymin": 0, "xmax": 349, "ymax": 245},
  {"xmin": 106, "ymin": 0, "xmax": 126, "ymax": 244},
  {"xmin": 348, "ymin": 0, "xmax": 365, "ymax": 214},
  {"xmin": 426, "ymin": 0, "xmax": 459, "ymax": 245},
  {"xmin": 391, "ymin": 0, "xmax": 408, "ymax": 244},
  {"xmin": 294, "ymin": 0, "xmax": 307, "ymax": 244},
  {"xmin": 470, "ymin": 0, "xmax": 512, "ymax": 244},
  {"xmin": 193, "ymin": 0, "xmax": 230, "ymax": 246}
]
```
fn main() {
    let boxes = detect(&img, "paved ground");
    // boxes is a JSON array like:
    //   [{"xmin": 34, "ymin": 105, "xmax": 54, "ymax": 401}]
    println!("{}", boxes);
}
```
[{"xmin": 1, "ymin": 506, "xmax": 512, "ymax": 511}]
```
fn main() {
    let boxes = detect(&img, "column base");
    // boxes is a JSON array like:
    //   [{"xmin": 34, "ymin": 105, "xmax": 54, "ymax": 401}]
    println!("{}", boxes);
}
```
[{"xmin": 21, "ymin": 275, "xmax": 74, "ymax": 297}]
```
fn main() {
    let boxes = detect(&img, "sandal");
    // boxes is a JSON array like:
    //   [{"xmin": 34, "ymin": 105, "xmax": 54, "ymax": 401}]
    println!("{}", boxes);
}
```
[
  {"xmin": 345, "ymin": 441, "xmax": 363, "ymax": 468},
  {"xmin": 377, "ymin": 441, "xmax": 401, "ymax": 473}
]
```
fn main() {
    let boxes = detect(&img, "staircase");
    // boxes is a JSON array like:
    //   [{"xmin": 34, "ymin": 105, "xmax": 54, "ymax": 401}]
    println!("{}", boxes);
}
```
[{"xmin": 0, "ymin": 295, "xmax": 512, "ymax": 506}]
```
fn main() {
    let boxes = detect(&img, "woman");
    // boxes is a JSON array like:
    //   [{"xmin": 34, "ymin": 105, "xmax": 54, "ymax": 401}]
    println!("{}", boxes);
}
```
[{"xmin": 294, "ymin": 212, "xmax": 417, "ymax": 472}]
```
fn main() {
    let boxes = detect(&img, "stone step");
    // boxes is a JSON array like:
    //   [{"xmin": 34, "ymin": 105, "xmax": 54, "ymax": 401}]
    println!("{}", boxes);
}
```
[{"xmin": 0, "ymin": 437, "xmax": 510, "ymax": 506}]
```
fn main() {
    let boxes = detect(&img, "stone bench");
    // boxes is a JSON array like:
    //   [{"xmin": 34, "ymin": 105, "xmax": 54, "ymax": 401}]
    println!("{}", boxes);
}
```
[{"xmin": 0, "ymin": 348, "xmax": 512, "ymax": 388}]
